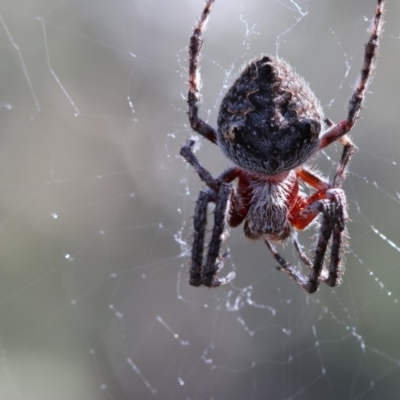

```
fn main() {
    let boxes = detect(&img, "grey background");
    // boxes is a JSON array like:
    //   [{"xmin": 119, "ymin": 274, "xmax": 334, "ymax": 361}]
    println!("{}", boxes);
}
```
[{"xmin": 0, "ymin": 0, "xmax": 399, "ymax": 399}]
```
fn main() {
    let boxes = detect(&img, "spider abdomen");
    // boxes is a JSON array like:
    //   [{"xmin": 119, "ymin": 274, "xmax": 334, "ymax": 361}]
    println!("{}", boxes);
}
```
[{"xmin": 217, "ymin": 56, "xmax": 325, "ymax": 175}]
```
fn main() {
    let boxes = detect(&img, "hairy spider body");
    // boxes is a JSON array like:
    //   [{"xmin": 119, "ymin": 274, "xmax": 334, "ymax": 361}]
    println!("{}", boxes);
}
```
[
  {"xmin": 181, "ymin": 0, "xmax": 384, "ymax": 293},
  {"xmin": 218, "ymin": 56, "xmax": 324, "ymax": 175}
]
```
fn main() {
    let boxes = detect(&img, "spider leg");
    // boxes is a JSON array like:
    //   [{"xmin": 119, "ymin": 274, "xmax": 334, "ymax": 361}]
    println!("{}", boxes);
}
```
[
  {"xmin": 181, "ymin": 139, "xmax": 240, "ymax": 287},
  {"xmin": 307, "ymin": 198, "xmax": 336, "ymax": 293},
  {"xmin": 190, "ymin": 188, "xmax": 212, "ymax": 286},
  {"xmin": 203, "ymin": 183, "xmax": 236, "ymax": 287},
  {"xmin": 187, "ymin": 0, "xmax": 218, "ymax": 144},
  {"xmin": 304, "ymin": 189, "xmax": 347, "ymax": 290},
  {"xmin": 180, "ymin": 139, "xmax": 219, "ymax": 190},
  {"xmin": 180, "ymin": 139, "xmax": 240, "ymax": 189},
  {"xmin": 267, "ymin": 164, "xmax": 348, "ymax": 293},
  {"xmin": 265, "ymin": 201, "xmax": 335, "ymax": 294},
  {"xmin": 292, "ymin": 233, "xmax": 329, "ymax": 282},
  {"xmin": 189, "ymin": 183, "xmax": 236, "ymax": 287},
  {"xmin": 347, "ymin": 0, "xmax": 384, "ymax": 124},
  {"xmin": 266, "ymin": 193, "xmax": 344, "ymax": 293},
  {"xmin": 327, "ymin": 224, "xmax": 345, "ymax": 287},
  {"xmin": 326, "ymin": 191, "xmax": 348, "ymax": 287},
  {"xmin": 189, "ymin": 184, "xmax": 235, "ymax": 287},
  {"xmin": 292, "ymin": 196, "xmax": 335, "ymax": 293},
  {"xmin": 319, "ymin": 0, "xmax": 384, "ymax": 150},
  {"xmin": 265, "ymin": 238, "xmax": 309, "ymax": 289},
  {"xmin": 332, "ymin": 136, "xmax": 355, "ymax": 188}
]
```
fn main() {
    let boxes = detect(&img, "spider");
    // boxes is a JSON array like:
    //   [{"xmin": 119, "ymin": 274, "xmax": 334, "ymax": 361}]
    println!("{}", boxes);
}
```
[{"xmin": 180, "ymin": 0, "xmax": 384, "ymax": 293}]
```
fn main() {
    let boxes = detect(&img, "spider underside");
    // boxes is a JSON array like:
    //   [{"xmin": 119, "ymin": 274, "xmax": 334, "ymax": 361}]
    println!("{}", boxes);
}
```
[{"xmin": 181, "ymin": 0, "xmax": 384, "ymax": 293}]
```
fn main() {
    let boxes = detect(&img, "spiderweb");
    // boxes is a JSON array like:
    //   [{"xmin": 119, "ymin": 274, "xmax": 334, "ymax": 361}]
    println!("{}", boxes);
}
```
[{"xmin": 1, "ymin": 0, "xmax": 399, "ymax": 399}]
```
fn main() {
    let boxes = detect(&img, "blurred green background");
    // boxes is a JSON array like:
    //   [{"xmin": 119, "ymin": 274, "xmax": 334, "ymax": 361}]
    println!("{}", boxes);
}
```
[{"xmin": 0, "ymin": 0, "xmax": 399, "ymax": 399}]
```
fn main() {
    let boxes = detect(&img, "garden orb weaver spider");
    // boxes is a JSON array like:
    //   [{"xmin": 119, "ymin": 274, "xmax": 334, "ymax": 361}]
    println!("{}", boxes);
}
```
[{"xmin": 180, "ymin": 0, "xmax": 384, "ymax": 293}]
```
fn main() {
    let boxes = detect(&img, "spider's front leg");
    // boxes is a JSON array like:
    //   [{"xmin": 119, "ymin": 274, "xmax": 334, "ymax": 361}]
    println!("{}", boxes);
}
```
[
  {"xmin": 187, "ymin": 0, "xmax": 218, "ymax": 144},
  {"xmin": 180, "ymin": 140, "xmax": 238, "ymax": 287},
  {"xmin": 318, "ymin": 0, "xmax": 384, "ymax": 151}
]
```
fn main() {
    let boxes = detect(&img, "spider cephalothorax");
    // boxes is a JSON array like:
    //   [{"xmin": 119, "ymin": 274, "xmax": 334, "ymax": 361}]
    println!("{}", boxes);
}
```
[{"xmin": 181, "ymin": 0, "xmax": 384, "ymax": 293}]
